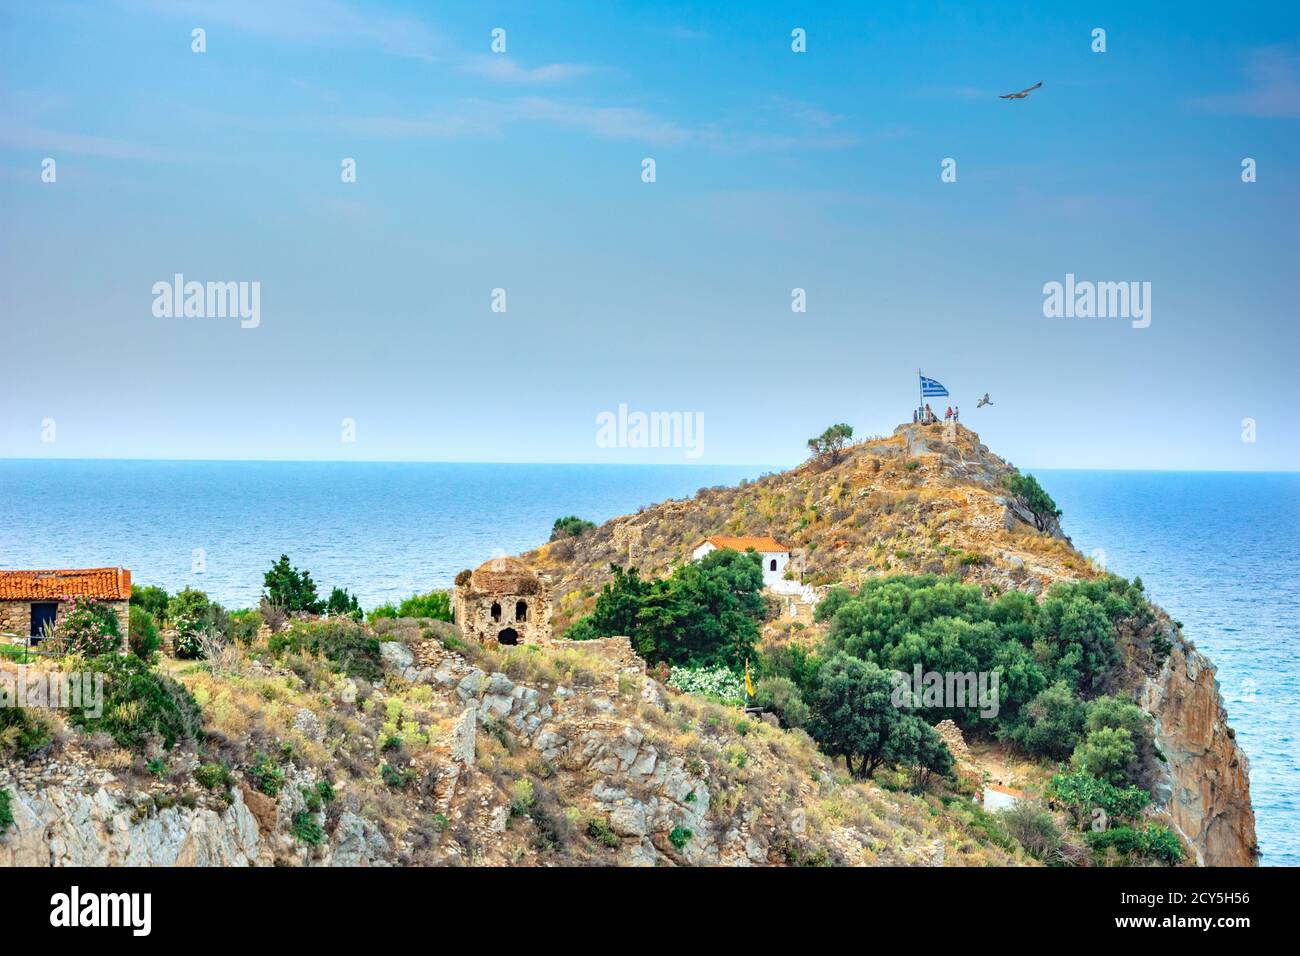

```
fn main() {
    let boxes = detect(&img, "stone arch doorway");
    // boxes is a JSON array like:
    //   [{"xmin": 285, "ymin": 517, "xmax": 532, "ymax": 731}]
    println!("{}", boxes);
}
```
[{"xmin": 497, "ymin": 627, "xmax": 519, "ymax": 645}]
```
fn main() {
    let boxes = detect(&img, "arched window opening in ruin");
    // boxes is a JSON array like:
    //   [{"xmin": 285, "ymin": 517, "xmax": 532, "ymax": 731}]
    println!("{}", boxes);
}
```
[
  {"xmin": 498, "ymin": 627, "xmax": 519, "ymax": 645},
  {"xmin": 770, "ymin": 558, "xmax": 778, "ymax": 571},
  {"xmin": 515, "ymin": 600, "xmax": 527, "ymax": 622},
  {"xmin": 491, "ymin": 602, "xmax": 501, "ymax": 622}
]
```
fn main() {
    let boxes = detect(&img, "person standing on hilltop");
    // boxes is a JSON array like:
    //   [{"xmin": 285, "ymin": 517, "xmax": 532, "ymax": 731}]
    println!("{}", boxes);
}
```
[
  {"xmin": 954, "ymin": 405, "xmax": 959, "ymax": 422},
  {"xmin": 945, "ymin": 406, "xmax": 953, "ymax": 421}
]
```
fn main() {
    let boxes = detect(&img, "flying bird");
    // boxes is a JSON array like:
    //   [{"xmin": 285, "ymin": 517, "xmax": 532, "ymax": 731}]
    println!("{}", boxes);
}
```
[
  {"xmin": 976, "ymin": 393, "xmax": 993, "ymax": 408},
  {"xmin": 1000, "ymin": 81, "xmax": 1043, "ymax": 100}
]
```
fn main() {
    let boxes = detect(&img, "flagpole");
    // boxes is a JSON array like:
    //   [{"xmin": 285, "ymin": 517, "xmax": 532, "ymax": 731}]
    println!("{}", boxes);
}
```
[{"xmin": 918, "ymin": 368, "xmax": 923, "ymax": 420}]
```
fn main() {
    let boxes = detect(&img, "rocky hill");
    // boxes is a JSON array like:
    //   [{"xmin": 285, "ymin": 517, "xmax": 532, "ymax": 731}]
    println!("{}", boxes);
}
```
[
  {"xmin": 0, "ymin": 423, "xmax": 1256, "ymax": 866},
  {"xmin": 525, "ymin": 423, "xmax": 1258, "ymax": 866}
]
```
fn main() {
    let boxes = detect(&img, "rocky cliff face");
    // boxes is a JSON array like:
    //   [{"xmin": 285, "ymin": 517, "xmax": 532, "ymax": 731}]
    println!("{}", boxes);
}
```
[{"xmin": 1142, "ymin": 639, "xmax": 1258, "ymax": 865}]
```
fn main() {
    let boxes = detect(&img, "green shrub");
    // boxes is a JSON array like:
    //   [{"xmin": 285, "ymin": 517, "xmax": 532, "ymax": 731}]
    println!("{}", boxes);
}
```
[
  {"xmin": 510, "ymin": 779, "xmax": 535, "ymax": 816},
  {"xmin": 130, "ymin": 584, "xmax": 171, "ymax": 623},
  {"xmin": 326, "ymin": 586, "xmax": 362, "ymax": 619},
  {"xmin": 997, "ymin": 802, "xmax": 1065, "ymax": 862},
  {"xmin": 194, "ymin": 762, "xmax": 234, "ymax": 791},
  {"xmin": 381, "ymin": 762, "xmax": 416, "ymax": 789},
  {"xmin": 667, "ymin": 664, "xmax": 743, "ymax": 704},
  {"xmin": 227, "ymin": 608, "xmax": 262, "ymax": 645},
  {"xmin": 59, "ymin": 599, "xmax": 123, "ymax": 655},
  {"xmin": 0, "ymin": 706, "xmax": 54, "ymax": 761},
  {"xmin": 393, "ymin": 590, "xmax": 452, "ymax": 621},
  {"xmin": 669, "ymin": 826, "xmax": 693, "ymax": 850},
  {"xmin": 262, "ymin": 554, "xmax": 323, "ymax": 614},
  {"xmin": 0, "ymin": 788, "xmax": 12, "ymax": 832},
  {"xmin": 69, "ymin": 654, "xmax": 203, "ymax": 751},
  {"xmin": 567, "ymin": 550, "xmax": 765, "ymax": 669},
  {"xmin": 753, "ymin": 676, "xmax": 809, "ymax": 728},
  {"xmin": 1071, "ymin": 726, "xmax": 1137, "ymax": 786},
  {"xmin": 1001, "ymin": 472, "xmax": 1063, "ymax": 529},
  {"xmin": 1086, "ymin": 823, "xmax": 1184, "ymax": 865},
  {"xmin": 248, "ymin": 753, "xmax": 285, "ymax": 796},
  {"xmin": 1048, "ymin": 770, "xmax": 1149, "ymax": 828},
  {"xmin": 586, "ymin": 816, "xmax": 620, "ymax": 848},
  {"xmin": 168, "ymin": 588, "xmax": 214, "ymax": 659},
  {"xmin": 366, "ymin": 602, "xmax": 398, "ymax": 621},
  {"xmin": 128, "ymin": 605, "xmax": 161, "ymax": 661},
  {"xmin": 551, "ymin": 516, "xmax": 596, "ymax": 540},
  {"xmin": 292, "ymin": 811, "xmax": 325, "ymax": 845},
  {"xmin": 268, "ymin": 618, "xmax": 382, "ymax": 681}
]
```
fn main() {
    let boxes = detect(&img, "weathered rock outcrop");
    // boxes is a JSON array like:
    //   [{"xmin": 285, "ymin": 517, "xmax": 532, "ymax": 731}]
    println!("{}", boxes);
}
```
[
  {"xmin": 0, "ymin": 783, "xmax": 262, "ymax": 866},
  {"xmin": 1142, "ymin": 639, "xmax": 1258, "ymax": 865}
]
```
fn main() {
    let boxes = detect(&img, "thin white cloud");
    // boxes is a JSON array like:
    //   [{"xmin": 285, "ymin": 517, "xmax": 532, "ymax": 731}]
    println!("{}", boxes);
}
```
[
  {"xmin": 0, "ymin": 124, "xmax": 160, "ymax": 159},
  {"xmin": 766, "ymin": 95, "xmax": 845, "ymax": 128},
  {"xmin": 1192, "ymin": 45, "xmax": 1300, "ymax": 119},
  {"xmin": 496, "ymin": 96, "xmax": 693, "ymax": 145},
  {"xmin": 126, "ymin": 0, "xmax": 442, "ymax": 61},
  {"xmin": 460, "ymin": 56, "xmax": 594, "ymax": 86}
]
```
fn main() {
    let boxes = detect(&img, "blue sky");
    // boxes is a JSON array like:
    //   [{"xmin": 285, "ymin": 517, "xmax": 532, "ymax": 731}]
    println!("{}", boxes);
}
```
[{"xmin": 1, "ymin": 0, "xmax": 1297, "ymax": 469}]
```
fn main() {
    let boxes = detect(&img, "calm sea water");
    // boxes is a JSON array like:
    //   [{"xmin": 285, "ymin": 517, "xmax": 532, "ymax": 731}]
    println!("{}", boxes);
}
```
[
  {"xmin": 1037, "ymin": 470, "xmax": 1300, "ymax": 867},
  {"xmin": 1, "ymin": 461, "xmax": 1295, "ymax": 864}
]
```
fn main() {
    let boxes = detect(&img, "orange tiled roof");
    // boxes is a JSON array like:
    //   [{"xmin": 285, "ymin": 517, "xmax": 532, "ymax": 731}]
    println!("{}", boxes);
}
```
[
  {"xmin": 0, "ymin": 568, "xmax": 132, "ymax": 602},
  {"xmin": 699, "ymin": 535, "xmax": 789, "ymax": 554}
]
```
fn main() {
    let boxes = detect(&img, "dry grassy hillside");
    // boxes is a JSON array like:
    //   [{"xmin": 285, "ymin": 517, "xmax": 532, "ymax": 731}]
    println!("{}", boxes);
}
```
[{"xmin": 529, "ymin": 423, "xmax": 1094, "ymax": 634}]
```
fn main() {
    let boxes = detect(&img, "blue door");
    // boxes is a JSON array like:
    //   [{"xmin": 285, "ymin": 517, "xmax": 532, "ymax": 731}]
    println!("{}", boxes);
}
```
[{"xmin": 30, "ymin": 602, "xmax": 58, "ymax": 641}]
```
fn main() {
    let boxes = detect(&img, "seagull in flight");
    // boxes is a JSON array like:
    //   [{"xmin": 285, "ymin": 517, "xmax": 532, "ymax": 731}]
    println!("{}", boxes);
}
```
[
  {"xmin": 1000, "ymin": 81, "xmax": 1043, "ymax": 100},
  {"xmin": 976, "ymin": 393, "xmax": 993, "ymax": 408}
]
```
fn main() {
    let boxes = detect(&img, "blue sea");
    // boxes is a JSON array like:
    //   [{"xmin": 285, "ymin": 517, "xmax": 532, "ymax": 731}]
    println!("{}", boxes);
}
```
[
  {"xmin": 1037, "ymin": 470, "xmax": 1300, "ymax": 867},
  {"xmin": 1, "ymin": 461, "xmax": 1296, "ymax": 865}
]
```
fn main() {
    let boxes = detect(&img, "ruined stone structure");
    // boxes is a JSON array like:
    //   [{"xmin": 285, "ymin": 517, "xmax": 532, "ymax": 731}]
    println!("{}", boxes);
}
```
[{"xmin": 453, "ymin": 557, "xmax": 551, "ymax": 646}]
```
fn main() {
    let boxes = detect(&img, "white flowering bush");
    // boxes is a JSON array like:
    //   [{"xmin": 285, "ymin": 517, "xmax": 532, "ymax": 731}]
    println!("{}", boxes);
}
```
[{"xmin": 667, "ymin": 665, "xmax": 744, "ymax": 705}]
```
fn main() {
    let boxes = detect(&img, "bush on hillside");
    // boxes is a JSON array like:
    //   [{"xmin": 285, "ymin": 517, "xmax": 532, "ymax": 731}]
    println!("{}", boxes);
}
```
[
  {"xmin": 1001, "ymin": 472, "xmax": 1063, "ymax": 531},
  {"xmin": 262, "ymin": 554, "xmax": 323, "ymax": 614},
  {"xmin": 806, "ymin": 653, "xmax": 947, "ymax": 780},
  {"xmin": 822, "ymin": 573, "xmax": 1152, "ymax": 738},
  {"xmin": 997, "ymin": 801, "xmax": 1067, "ymax": 863},
  {"xmin": 326, "ymin": 586, "xmax": 362, "ymax": 620},
  {"xmin": 551, "ymin": 516, "xmax": 596, "ymax": 540},
  {"xmin": 1047, "ymin": 770, "xmax": 1150, "ymax": 829},
  {"xmin": 666, "ymin": 664, "xmax": 744, "ymax": 704},
  {"xmin": 130, "ymin": 584, "xmax": 171, "ymax": 623},
  {"xmin": 58, "ymin": 599, "xmax": 122, "ymax": 656},
  {"xmin": 0, "ymin": 706, "xmax": 54, "ymax": 761},
  {"xmin": 128, "ymin": 605, "xmax": 161, "ymax": 661},
  {"xmin": 566, "ymin": 549, "xmax": 765, "ymax": 669},
  {"xmin": 69, "ymin": 654, "xmax": 203, "ymax": 751},
  {"xmin": 168, "ymin": 588, "xmax": 215, "ymax": 659},
  {"xmin": 753, "ymin": 676, "xmax": 809, "ymax": 729},
  {"xmin": 1086, "ymin": 823, "xmax": 1184, "ymax": 865},
  {"xmin": 268, "ymin": 618, "xmax": 382, "ymax": 681}
]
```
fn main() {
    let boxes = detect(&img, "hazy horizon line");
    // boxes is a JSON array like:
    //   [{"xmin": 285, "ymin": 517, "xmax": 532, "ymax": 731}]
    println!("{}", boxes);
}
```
[{"xmin": 0, "ymin": 456, "xmax": 1295, "ymax": 475}]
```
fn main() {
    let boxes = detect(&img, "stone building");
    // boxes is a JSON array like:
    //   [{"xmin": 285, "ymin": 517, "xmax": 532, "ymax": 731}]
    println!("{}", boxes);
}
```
[
  {"xmin": 453, "ymin": 557, "xmax": 551, "ymax": 646},
  {"xmin": 0, "ymin": 567, "xmax": 132, "ymax": 646}
]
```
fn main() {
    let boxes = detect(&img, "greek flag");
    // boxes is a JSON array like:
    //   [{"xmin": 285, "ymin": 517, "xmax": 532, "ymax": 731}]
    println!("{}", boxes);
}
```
[{"xmin": 920, "ymin": 375, "xmax": 949, "ymax": 397}]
